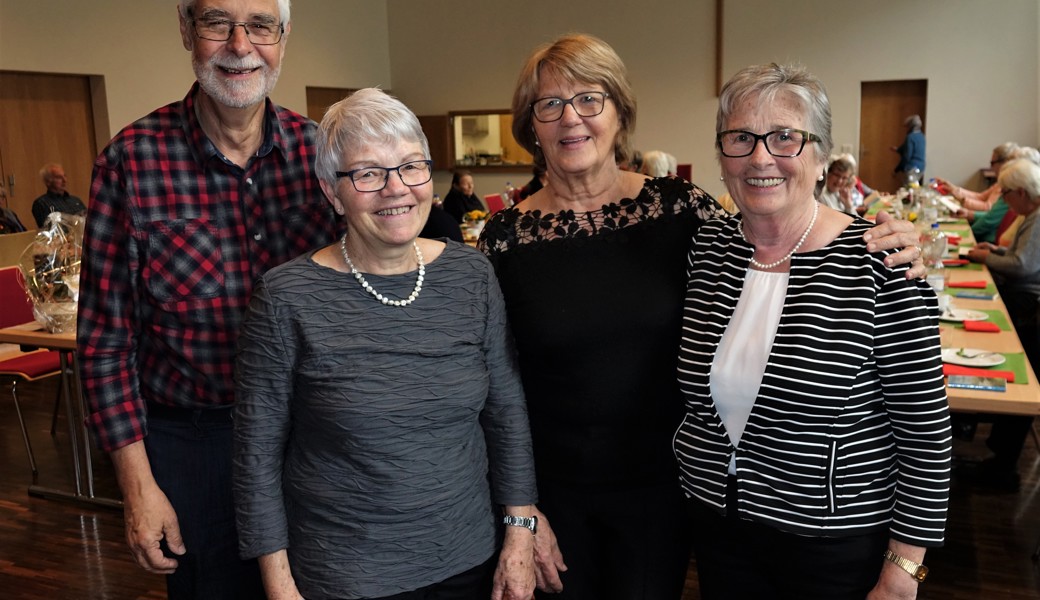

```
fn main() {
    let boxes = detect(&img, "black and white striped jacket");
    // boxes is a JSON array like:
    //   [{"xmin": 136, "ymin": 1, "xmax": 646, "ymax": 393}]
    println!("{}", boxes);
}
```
[{"xmin": 674, "ymin": 217, "xmax": 951, "ymax": 547}]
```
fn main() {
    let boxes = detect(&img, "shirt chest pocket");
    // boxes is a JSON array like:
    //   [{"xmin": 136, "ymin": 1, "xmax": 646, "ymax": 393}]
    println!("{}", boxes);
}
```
[{"xmin": 144, "ymin": 219, "xmax": 225, "ymax": 303}]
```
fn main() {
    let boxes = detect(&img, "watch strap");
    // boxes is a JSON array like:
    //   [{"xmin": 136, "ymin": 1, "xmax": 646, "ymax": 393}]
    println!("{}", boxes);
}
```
[
  {"xmin": 502, "ymin": 514, "xmax": 537, "ymax": 534},
  {"xmin": 883, "ymin": 549, "xmax": 928, "ymax": 582}
]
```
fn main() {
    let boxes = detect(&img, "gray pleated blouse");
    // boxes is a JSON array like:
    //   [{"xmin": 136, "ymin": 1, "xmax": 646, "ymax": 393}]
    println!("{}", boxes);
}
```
[{"xmin": 233, "ymin": 240, "xmax": 536, "ymax": 599}]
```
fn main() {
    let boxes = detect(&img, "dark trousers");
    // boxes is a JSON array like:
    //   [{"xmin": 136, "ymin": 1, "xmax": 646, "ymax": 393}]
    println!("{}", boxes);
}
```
[
  {"xmin": 985, "ymin": 292, "xmax": 1039, "ymax": 470},
  {"xmin": 689, "ymin": 477, "xmax": 887, "ymax": 600},
  {"xmin": 369, "ymin": 556, "xmax": 495, "ymax": 600},
  {"xmin": 534, "ymin": 479, "xmax": 692, "ymax": 600},
  {"xmin": 145, "ymin": 405, "xmax": 264, "ymax": 600}
]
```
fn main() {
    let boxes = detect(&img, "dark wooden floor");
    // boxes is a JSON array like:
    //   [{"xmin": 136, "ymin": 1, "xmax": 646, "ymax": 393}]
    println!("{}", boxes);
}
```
[{"xmin": 1, "ymin": 377, "xmax": 1038, "ymax": 599}]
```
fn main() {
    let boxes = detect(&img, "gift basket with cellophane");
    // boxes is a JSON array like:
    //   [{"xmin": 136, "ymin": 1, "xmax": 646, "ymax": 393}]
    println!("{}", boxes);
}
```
[{"xmin": 18, "ymin": 212, "xmax": 84, "ymax": 333}]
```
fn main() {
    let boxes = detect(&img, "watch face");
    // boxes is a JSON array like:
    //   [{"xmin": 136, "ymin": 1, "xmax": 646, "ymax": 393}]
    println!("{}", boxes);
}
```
[{"xmin": 914, "ymin": 565, "xmax": 928, "ymax": 582}]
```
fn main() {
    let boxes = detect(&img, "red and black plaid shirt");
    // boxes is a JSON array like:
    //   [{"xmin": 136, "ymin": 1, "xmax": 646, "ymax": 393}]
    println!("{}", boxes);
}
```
[{"xmin": 78, "ymin": 84, "xmax": 338, "ymax": 451}]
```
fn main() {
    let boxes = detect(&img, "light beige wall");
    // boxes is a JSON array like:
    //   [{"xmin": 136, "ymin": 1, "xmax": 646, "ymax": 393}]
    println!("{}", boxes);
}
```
[
  {"xmin": 387, "ymin": 0, "xmax": 719, "ymax": 197},
  {"xmin": 389, "ymin": 0, "xmax": 1039, "ymax": 199},
  {"xmin": 723, "ymin": 0, "xmax": 1039, "ymax": 193},
  {"xmin": 2, "ymin": 1, "xmax": 1035, "ymax": 201},
  {"xmin": 0, "ymin": 0, "xmax": 391, "ymax": 140}
]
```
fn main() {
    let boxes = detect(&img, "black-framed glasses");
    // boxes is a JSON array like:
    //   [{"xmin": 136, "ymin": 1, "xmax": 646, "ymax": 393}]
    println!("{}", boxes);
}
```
[
  {"xmin": 336, "ymin": 160, "xmax": 434, "ymax": 192},
  {"xmin": 716, "ymin": 129, "xmax": 821, "ymax": 158},
  {"xmin": 193, "ymin": 19, "xmax": 284, "ymax": 45},
  {"xmin": 531, "ymin": 91, "xmax": 611, "ymax": 123}
]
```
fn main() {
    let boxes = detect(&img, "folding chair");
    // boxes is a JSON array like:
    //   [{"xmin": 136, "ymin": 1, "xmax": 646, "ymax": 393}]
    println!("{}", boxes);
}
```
[{"xmin": 0, "ymin": 265, "xmax": 64, "ymax": 484}]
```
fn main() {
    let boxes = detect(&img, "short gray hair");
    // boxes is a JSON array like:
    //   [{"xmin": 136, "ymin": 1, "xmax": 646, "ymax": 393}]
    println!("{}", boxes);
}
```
[
  {"xmin": 1009, "ymin": 145, "xmax": 1039, "ymax": 166},
  {"xmin": 992, "ymin": 141, "xmax": 1020, "ymax": 163},
  {"xmin": 717, "ymin": 63, "xmax": 832, "ymax": 166},
  {"xmin": 179, "ymin": 0, "xmax": 291, "ymax": 23},
  {"xmin": 998, "ymin": 158, "xmax": 1040, "ymax": 201},
  {"xmin": 641, "ymin": 150, "xmax": 670, "ymax": 177},
  {"xmin": 315, "ymin": 88, "xmax": 430, "ymax": 187}
]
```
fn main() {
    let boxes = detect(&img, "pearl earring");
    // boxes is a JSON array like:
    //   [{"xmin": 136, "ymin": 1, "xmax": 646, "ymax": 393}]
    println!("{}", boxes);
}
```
[
  {"xmin": 817, "ymin": 175, "xmax": 824, "ymax": 181},
  {"xmin": 535, "ymin": 140, "xmax": 541, "ymax": 147},
  {"xmin": 719, "ymin": 176, "xmax": 724, "ymax": 181}
]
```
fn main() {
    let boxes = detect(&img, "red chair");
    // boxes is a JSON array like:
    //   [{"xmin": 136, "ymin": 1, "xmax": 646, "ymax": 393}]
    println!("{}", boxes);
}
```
[
  {"xmin": 484, "ymin": 193, "xmax": 507, "ymax": 216},
  {"xmin": 0, "ymin": 265, "xmax": 64, "ymax": 484}
]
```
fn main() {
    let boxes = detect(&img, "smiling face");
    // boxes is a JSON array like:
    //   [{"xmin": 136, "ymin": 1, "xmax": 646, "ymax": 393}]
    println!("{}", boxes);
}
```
[
  {"xmin": 180, "ymin": 0, "xmax": 287, "ymax": 109},
  {"xmin": 320, "ymin": 140, "xmax": 432, "ymax": 257},
  {"xmin": 532, "ymin": 71, "xmax": 620, "ymax": 179},
  {"xmin": 825, "ymin": 165, "xmax": 852, "ymax": 193},
  {"xmin": 720, "ymin": 92, "xmax": 824, "ymax": 218},
  {"xmin": 455, "ymin": 174, "xmax": 474, "ymax": 196}
]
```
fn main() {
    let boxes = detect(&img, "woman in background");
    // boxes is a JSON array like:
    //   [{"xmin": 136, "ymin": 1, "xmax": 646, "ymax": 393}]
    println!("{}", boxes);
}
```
[{"xmin": 443, "ymin": 169, "xmax": 485, "ymax": 222}]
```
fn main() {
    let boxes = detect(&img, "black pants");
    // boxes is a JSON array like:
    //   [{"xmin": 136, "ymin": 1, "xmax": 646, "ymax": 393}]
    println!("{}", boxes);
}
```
[
  {"xmin": 688, "ymin": 478, "xmax": 887, "ymax": 600},
  {"xmin": 534, "ymin": 479, "xmax": 692, "ymax": 600},
  {"xmin": 984, "ymin": 292, "xmax": 1039, "ymax": 469},
  {"xmin": 370, "ymin": 556, "xmax": 495, "ymax": 600},
  {"xmin": 145, "ymin": 405, "xmax": 264, "ymax": 600}
]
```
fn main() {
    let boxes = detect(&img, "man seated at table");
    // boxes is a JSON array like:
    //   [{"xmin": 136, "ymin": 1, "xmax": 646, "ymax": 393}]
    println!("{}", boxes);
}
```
[{"xmin": 963, "ymin": 158, "xmax": 1040, "ymax": 491}]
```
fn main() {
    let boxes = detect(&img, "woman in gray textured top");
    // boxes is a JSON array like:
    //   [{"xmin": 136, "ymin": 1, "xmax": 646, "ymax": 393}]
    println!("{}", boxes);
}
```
[{"xmin": 233, "ymin": 88, "xmax": 539, "ymax": 600}]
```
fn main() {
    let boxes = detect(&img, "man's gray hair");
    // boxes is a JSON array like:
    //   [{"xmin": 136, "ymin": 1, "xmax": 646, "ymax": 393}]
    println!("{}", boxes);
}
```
[{"xmin": 179, "ymin": 0, "xmax": 291, "ymax": 23}]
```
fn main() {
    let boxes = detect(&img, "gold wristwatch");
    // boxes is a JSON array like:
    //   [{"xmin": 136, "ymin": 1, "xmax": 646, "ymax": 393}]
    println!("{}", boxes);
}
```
[{"xmin": 883, "ymin": 549, "xmax": 928, "ymax": 582}]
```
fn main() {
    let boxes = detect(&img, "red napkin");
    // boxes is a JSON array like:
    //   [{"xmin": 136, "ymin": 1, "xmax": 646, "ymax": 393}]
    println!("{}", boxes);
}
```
[
  {"xmin": 942, "ymin": 364, "xmax": 1015, "ymax": 383},
  {"xmin": 945, "ymin": 235, "xmax": 962, "ymax": 245},
  {"xmin": 963, "ymin": 320, "xmax": 1000, "ymax": 333},
  {"xmin": 948, "ymin": 280, "xmax": 987, "ymax": 288},
  {"xmin": 942, "ymin": 259, "xmax": 969, "ymax": 267}
]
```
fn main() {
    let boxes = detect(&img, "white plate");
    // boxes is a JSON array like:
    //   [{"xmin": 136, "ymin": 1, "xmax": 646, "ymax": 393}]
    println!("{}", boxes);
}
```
[
  {"xmin": 941, "ymin": 348, "xmax": 1006, "ymax": 367},
  {"xmin": 939, "ymin": 308, "xmax": 989, "ymax": 323}
]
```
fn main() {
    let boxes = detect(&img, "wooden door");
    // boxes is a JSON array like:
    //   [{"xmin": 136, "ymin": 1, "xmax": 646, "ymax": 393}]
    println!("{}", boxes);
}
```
[
  {"xmin": 0, "ymin": 72, "xmax": 98, "ymax": 229},
  {"xmin": 859, "ymin": 80, "xmax": 927, "ymax": 193},
  {"xmin": 498, "ymin": 114, "xmax": 532, "ymax": 166},
  {"xmin": 305, "ymin": 87, "xmax": 358, "ymax": 122}
]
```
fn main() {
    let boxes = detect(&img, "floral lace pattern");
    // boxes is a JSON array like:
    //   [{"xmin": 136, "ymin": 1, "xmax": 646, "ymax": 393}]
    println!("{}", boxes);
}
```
[{"xmin": 477, "ymin": 176, "xmax": 721, "ymax": 258}]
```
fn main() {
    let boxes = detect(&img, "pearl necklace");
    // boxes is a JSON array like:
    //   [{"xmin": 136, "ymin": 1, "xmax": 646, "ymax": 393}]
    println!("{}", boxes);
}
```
[
  {"xmin": 737, "ymin": 201, "xmax": 819, "ymax": 270},
  {"xmin": 339, "ymin": 234, "xmax": 425, "ymax": 307}
]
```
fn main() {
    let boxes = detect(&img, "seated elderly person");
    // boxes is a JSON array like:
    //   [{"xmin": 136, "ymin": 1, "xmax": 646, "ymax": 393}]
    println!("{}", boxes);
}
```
[
  {"xmin": 939, "ymin": 142, "xmax": 1018, "ymax": 213},
  {"xmin": 640, "ymin": 150, "xmax": 671, "ymax": 177},
  {"xmin": 233, "ymin": 88, "xmax": 539, "ymax": 600},
  {"xmin": 817, "ymin": 154, "xmax": 863, "ymax": 215},
  {"xmin": 965, "ymin": 157, "xmax": 1040, "ymax": 491}
]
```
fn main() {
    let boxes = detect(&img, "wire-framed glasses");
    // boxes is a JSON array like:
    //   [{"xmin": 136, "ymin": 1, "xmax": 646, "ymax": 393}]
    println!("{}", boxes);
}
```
[
  {"xmin": 336, "ymin": 160, "xmax": 434, "ymax": 193},
  {"xmin": 716, "ymin": 129, "xmax": 821, "ymax": 158},
  {"xmin": 193, "ymin": 19, "xmax": 284, "ymax": 45},
  {"xmin": 531, "ymin": 91, "xmax": 611, "ymax": 123}
]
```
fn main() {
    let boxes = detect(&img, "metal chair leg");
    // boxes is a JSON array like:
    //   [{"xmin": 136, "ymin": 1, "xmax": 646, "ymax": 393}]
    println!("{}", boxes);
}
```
[
  {"xmin": 10, "ymin": 379, "xmax": 40, "ymax": 485},
  {"xmin": 49, "ymin": 382, "xmax": 61, "ymax": 436}
]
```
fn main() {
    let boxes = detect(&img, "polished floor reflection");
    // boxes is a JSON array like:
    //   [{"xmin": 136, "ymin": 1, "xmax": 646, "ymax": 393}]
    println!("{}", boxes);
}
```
[{"xmin": 1, "ymin": 377, "xmax": 1038, "ymax": 599}]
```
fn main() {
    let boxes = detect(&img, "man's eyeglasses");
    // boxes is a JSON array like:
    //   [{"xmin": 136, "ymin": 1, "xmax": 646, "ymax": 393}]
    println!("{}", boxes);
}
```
[
  {"xmin": 531, "ymin": 92, "xmax": 610, "ymax": 123},
  {"xmin": 716, "ymin": 129, "xmax": 821, "ymax": 158},
  {"xmin": 336, "ymin": 160, "xmax": 433, "ymax": 193},
  {"xmin": 193, "ymin": 19, "xmax": 284, "ymax": 45}
]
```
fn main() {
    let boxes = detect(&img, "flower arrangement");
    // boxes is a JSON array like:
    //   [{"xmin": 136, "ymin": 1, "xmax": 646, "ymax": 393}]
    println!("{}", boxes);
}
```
[{"xmin": 463, "ymin": 209, "xmax": 488, "ymax": 223}]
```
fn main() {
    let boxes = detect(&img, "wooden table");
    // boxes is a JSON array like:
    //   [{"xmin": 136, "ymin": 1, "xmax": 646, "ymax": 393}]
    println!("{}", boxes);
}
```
[
  {"xmin": 938, "ymin": 223, "xmax": 1040, "ymax": 416},
  {"xmin": 0, "ymin": 321, "xmax": 121, "ymax": 508}
]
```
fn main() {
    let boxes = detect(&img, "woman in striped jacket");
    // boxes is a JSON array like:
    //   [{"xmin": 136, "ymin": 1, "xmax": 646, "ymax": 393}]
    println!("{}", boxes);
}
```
[{"xmin": 674, "ymin": 63, "xmax": 951, "ymax": 600}]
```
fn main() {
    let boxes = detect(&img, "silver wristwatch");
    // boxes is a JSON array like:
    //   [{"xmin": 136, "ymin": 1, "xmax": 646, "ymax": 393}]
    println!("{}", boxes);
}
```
[{"xmin": 502, "ymin": 514, "xmax": 538, "ymax": 534}]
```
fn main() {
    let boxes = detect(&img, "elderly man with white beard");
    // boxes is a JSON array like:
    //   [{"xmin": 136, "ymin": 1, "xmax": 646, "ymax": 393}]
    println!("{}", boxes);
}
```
[{"xmin": 76, "ymin": 1, "xmax": 338, "ymax": 597}]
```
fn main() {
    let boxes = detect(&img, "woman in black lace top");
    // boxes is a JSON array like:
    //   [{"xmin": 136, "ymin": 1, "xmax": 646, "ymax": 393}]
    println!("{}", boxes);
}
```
[{"xmin": 478, "ymin": 34, "xmax": 924, "ymax": 600}]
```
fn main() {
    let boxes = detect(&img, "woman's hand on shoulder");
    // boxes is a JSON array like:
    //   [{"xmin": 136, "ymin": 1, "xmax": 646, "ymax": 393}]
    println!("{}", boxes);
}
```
[{"xmin": 863, "ymin": 211, "xmax": 925, "ymax": 279}]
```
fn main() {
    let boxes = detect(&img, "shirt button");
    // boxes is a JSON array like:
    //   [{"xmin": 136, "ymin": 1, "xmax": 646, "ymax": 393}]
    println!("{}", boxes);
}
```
[
  {"xmin": 246, "ymin": 178, "xmax": 253, "ymax": 185},
  {"xmin": 254, "ymin": 233, "xmax": 262, "ymax": 241}
]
